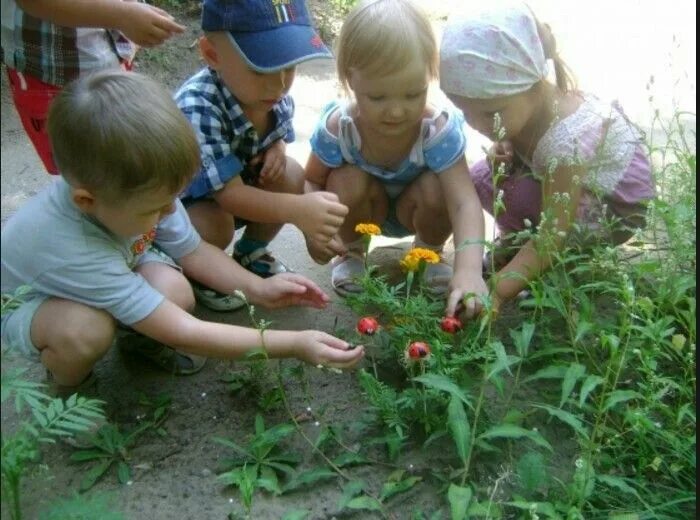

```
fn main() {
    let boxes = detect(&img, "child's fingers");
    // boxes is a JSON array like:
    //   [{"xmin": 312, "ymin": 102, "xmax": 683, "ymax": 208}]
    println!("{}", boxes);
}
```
[
  {"xmin": 281, "ymin": 274, "xmax": 329, "ymax": 301},
  {"xmin": 323, "ymin": 345, "xmax": 365, "ymax": 368},
  {"xmin": 446, "ymin": 290, "xmax": 462, "ymax": 317}
]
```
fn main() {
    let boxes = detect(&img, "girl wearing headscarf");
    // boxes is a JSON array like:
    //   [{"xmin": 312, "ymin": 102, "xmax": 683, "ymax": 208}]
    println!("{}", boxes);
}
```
[{"xmin": 440, "ymin": 1, "xmax": 654, "ymax": 313}]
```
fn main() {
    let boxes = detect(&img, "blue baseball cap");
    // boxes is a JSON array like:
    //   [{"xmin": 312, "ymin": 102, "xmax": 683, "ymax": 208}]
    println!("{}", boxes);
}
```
[{"xmin": 201, "ymin": 0, "xmax": 333, "ymax": 73}]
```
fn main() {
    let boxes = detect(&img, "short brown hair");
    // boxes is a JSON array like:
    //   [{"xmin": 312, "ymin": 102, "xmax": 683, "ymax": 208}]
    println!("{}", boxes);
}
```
[{"xmin": 47, "ymin": 70, "xmax": 200, "ymax": 201}]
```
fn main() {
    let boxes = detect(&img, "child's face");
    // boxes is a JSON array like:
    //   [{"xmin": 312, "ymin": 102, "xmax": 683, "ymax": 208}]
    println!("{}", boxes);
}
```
[
  {"xmin": 447, "ymin": 91, "xmax": 537, "ymax": 141},
  {"xmin": 203, "ymin": 35, "xmax": 296, "ymax": 112},
  {"xmin": 88, "ymin": 186, "xmax": 180, "ymax": 238},
  {"xmin": 349, "ymin": 59, "xmax": 430, "ymax": 137}
]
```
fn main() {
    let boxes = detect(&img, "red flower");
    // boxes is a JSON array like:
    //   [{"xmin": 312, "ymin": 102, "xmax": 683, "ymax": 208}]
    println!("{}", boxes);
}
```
[
  {"xmin": 357, "ymin": 316, "xmax": 379, "ymax": 336},
  {"xmin": 406, "ymin": 341, "xmax": 431, "ymax": 360},
  {"xmin": 440, "ymin": 316, "xmax": 463, "ymax": 334}
]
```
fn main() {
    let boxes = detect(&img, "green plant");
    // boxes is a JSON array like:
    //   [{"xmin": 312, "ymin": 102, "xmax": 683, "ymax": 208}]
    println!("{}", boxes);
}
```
[{"xmin": 69, "ymin": 395, "xmax": 171, "ymax": 491}]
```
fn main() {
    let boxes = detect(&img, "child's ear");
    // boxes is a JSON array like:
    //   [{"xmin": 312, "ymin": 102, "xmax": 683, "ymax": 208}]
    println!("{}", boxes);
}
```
[
  {"xmin": 199, "ymin": 36, "xmax": 220, "ymax": 69},
  {"xmin": 71, "ymin": 188, "xmax": 97, "ymax": 213}
]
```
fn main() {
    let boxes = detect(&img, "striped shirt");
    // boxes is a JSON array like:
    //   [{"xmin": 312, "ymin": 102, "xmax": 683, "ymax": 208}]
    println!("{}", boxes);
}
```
[
  {"xmin": 1, "ymin": 0, "xmax": 135, "ymax": 86},
  {"xmin": 175, "ymin": 67, "xmax": 295, "ymax": 200}
]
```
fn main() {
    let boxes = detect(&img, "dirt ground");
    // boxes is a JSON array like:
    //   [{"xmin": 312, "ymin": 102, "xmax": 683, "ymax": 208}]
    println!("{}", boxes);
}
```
[{"xmin": 0, "ymin": 2, "xmax": 695, "ymax": 519}]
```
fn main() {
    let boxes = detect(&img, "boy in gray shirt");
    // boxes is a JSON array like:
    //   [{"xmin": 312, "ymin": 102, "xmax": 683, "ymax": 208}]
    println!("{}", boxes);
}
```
[{"xmin": 1, "ymin": 70, "xmax": 364, "ymax": 393}]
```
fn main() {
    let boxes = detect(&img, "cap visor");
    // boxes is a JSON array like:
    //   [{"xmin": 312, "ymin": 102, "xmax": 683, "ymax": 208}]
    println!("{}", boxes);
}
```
[{"xmin": 228, "ymin": 25, "xmax": 332, "ymax": 73}]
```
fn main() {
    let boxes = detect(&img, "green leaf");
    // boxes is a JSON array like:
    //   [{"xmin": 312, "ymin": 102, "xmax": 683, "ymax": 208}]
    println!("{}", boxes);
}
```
[
  {"xmin": 559, "ymin": 363, "xmax": 586, "ymax": 408},
  {"xmin": 256, "ymin": 465, "xmax": 282, "ymax": 495},
  {"xmin": 117, "ymin": 461, "xmax": 130, "ymax": 484},
  {"xmin": 447, "ymin": 395, "xmax": 471, "ymax": 464},
  {"xmin": 379, "ymin": 476, "xmax": 421, "ymax": 502},
  {"xmin": 603, "ymin": 390, "xmax": 643, "ymax": 411},
  {"xmin": 487, "ymin": 341, "xmax": 519, "ymax": 380},
  {"xmin": 509, "ymin": 322, "xmax": 535, "ymax": 357},
  {"xmin": 578, "ymin": 375, "xmax": 604, "ymax": 408},
  {"xmin": 70, "ymin": 450, "xmax": 110, "ymax": 462},
  {"xmin": 448, "ymin": 483, "xmax": 473, "ymax": 520},
  {"xmin": 282, "ymin": 509, "xmax": 310, "ymax": 520},
  {"xmin": 413, "ymin": 374, "xmax": 472, "ymax": 408},
  {"xmin": 338, "ymin": 480, "xmax": 366, "ymax": 510},
  {"xmin": 282, "ymin": 468, "xmax": 338, "ymax": 493},
  {"xmin": 281, "ymin": 511, "xmax": 309, "ymax": 520},
  {"xmin": 346, "ymin": 495, "xmax": 383, "ymax": 512},
  {"xmin": 332, "ymin": 452, "xmax": 368, "ymax": 468},
  {"xmin": 533, "ymin": 404, "xmax": 589, "ymax": 438},
  {"xmin": 595, "ymin": 474, "xmax": 640, "ymax": 498},
  {"xmin": 516, "ymin": 452, "xmax": 548, "ymax": 494},
  {"xmin": 478, "ymin": 424, "xmax": 552, "ymax": 451},
  {"xmin": 79, "ymin": 459, "xmax": 113, "ymax": 492},
  {"xmin": 522, "ymin": 365, "xmax": 569, "ymax": 383}
]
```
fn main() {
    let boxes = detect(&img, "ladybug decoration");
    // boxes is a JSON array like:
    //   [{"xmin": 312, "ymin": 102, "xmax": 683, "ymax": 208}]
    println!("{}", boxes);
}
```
[
  {"xmin": 356, "ymin": 316, "xmax": 380, "ymax": 336},
  {"xmin": 440, "ymin": 316, "xmax": 463, "ymax": 334},
  {"xmin": 406, "ymin": 341, "xmax": 431, "ymax": 360}
]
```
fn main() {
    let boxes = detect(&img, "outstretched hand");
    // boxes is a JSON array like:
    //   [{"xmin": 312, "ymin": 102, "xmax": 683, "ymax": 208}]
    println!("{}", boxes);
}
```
[
  {"xmin": 254, "ymin": 273, "xmax": 330, "ymax": 309},
  {"xmin": 294, "ymin": 331, "xmax": 365, "ymax": 369},
  {"xmin": 305, "ymin": 234, "xmax": 346, "ymax": 265}
]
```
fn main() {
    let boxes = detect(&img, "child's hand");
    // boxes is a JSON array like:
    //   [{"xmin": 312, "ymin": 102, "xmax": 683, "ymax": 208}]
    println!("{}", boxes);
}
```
[
  {"xmin": 253, "ymin": 273, "xmax": 330, "ymax": 309},
  {"xmin": 305, "ymin": 234, "xmax": 346, "ymax": 265},
  {"xmin": 120, "ymin": 2, "xmax": 185, "ymax": 47},
  {"xmin": 294, "ymin": 192, "xmax": 348, "ymax": 244},
  {"xmin": 487, "ymin": 140, "xmax": 516, "ymax": 173},
  {"xmin": 446, "ymin": 274, "xmax": 489, "ymax": 320},
  {"xmin": 258, "ymin": 141, "xmax": 287, "ymax": 187},
  {"xmin": 293, "ymin": 331, "xmax": 365, "ymax": 369}
]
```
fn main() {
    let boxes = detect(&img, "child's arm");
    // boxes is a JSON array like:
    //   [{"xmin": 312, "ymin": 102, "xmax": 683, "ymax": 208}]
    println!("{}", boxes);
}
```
[
  {"xmin": 179, "ymin": 240, "xmax": 329, "ymax": 309},
  {"xmin": 438, "ymin": 157, "xmax": 490, "ymax": 318},
  {"xmin": 16, "ymin": 0, "xmax": 185, "ymax": 47},
  {"xmin": 491, "ymin": 164, "xmax": 585, "ymax": 311},
  {"xmin": 131, "ymin": 298, "xmax": 364, "ymax": 368}
]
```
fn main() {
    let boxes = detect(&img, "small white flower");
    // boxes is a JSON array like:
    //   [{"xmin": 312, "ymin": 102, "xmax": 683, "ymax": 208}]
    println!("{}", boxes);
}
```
[
  {"xmin": 575, "ymin": 458, "xmax": 584, "ymax": 469},
  {"xmin": 523, "ymin": 218, "xmax": 532, "ymax": 228},
  {"xmin": 532, "ymin": 427, "xmax": 538, "ymax": 432},
  {"xmin": 654, "ymin": 422, "xmax": 661, "ymax": 428},
  {"xmin": 314, "ymin": 421, "xmax": 320, "ymax": 427},
  {"xmin": 306, "ymin": 406, "xmax": 312, "ymax": 412},
  {"xmin": 127, "ymin": 480, "xmax": 134, "ymax": 486},
  {"xmin": 201, "ymin": 392, "xmax": 207, "ymax": 398},
  {"xmin": 632, "ymin": 349, "xmax": 641, "ymax": 355},
  {"xmin": 233, "ymin": 289, "xmax": 247, "ymax": 301},
  {"xmin": 557, "ymin": 231, "xmax": 567, "ymax": 238},
  {"xmin": 229, "ymin": 498, "xmax": 234, "ymax": 504}
]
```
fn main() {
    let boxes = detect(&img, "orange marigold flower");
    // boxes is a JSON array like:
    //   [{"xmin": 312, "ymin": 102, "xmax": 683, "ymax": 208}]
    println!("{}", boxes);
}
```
[
  {"xmin": 355, "ymin": 223, "xmax": 381, "ymax": 236},
  {"xmin": 407, "ymin": 248, "xmax": 440, "ymax": 264},
  {"xmin": 400, "ymin": 254, "xmax": 421, "ymax": 273}
]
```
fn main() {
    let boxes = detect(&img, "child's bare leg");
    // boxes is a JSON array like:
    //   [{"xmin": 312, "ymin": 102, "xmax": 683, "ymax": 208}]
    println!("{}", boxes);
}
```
[
  {"xmin": 185, "ymin": 199, "xmax": 235, "ymax": 250},
  {"xmin": 396, "ymin": 172, "xmax": 451, "ymax": 245},
  {"xmin": 136, "ymin": 262, "xmax": 195, "ymax": 312},
  {"xmin": 326, "ymin": 165, "xmax": 388, "ymax": 245},
  {"xmin": 31, "ymin": 299, "xmax": 115, "ymax": 386}
]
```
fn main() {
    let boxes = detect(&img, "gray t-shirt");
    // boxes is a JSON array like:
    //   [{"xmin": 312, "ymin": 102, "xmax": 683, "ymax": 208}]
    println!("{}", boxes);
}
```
[{"xmin": 1, "ymin": 178, "xmax": 201, "ymax": 325}]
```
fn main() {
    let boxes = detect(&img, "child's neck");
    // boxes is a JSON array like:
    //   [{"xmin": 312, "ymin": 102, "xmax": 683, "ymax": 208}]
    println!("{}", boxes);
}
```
[
  {"xmin": 511, "ymin": 83, "xmax": 565, "ymax": 161},
  {"xmin": 242, "ymin": 105, "xmax": 274, "ymax": 137}
]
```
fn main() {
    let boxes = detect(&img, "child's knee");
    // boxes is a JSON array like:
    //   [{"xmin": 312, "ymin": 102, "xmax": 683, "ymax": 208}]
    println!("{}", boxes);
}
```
[
  {"xmin": 326, "ymin": 165, "xmax": 374, "ymax": 202},
  {"xmin": 54, "ymin": 309, "xmax": 115, "ymax": 362}
]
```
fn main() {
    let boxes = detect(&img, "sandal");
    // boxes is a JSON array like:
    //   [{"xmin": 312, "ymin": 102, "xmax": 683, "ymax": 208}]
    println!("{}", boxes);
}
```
[
  {"xmin": 117, "ymin": 329, "xmax": 206, "ymax": 376},
  {"xmin": 331, "ymin": 251, "xmax": 365, "ymax": 297}
]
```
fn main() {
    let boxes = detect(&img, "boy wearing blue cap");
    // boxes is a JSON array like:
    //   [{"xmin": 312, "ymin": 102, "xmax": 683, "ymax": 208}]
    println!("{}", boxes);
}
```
[{"xmin": 176, "ymin": 0, "xmax": 349, "ymax": 311}]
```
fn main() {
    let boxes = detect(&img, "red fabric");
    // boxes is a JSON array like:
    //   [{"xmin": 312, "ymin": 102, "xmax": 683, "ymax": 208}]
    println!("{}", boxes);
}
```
[{"xmin": 6, "ymin": 68, "xmax": 61, "ymax": 174}]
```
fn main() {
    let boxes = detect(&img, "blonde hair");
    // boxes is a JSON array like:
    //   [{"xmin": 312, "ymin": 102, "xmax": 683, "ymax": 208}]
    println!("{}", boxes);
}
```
[
  {"xmin": 335, "ymin": 0, "xmax": 438, "ymax": 92},
  {"xmin": 47, "ymin": 70, "xmax": 200, "ymax": 202}
]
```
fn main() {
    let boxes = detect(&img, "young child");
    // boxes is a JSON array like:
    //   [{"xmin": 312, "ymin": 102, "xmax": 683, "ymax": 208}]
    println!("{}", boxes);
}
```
[
  {"xmin": 175, "ymin": 0, "xmax": 349, "ymax": 310},
  {"xmin": 0, "ymin": 70, "xmax": 364, "ymax": 393},
  {"xmin": 1, "ymin": 0, "xmax": 185, "ymax": 174},
  {"xmin": 304, "ymin": 0, "xmax": 488, "ymax": 319},
  {"xmin": 439, "ymin": 1, "xmax": 655, "ymax": 313}
]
